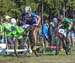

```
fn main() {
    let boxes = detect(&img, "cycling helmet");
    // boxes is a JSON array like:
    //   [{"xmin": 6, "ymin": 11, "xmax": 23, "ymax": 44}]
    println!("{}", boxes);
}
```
[
  {"xmin": 53, "ymin": 18, "xmax": 57, "ymax": 22},
  {"xmin": 25, "ymin": 6, "xmax": 31, "ymax": 13},
  {"xmin": 11, "ymin": 18, "xmax": 16, "ymax": 25},
  {"xmin": 5, "ymin": 15, "xmax": 11, "ymax": 20},
  {"xmin": 53, "ymin": 18, "xmax": 58, "ymax": 24}
]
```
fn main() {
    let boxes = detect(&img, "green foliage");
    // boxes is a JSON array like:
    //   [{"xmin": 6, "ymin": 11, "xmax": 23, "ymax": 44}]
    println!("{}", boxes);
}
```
[{"xmin": 0, "ymin": 0, "xmax": 75, "ymax": 18}]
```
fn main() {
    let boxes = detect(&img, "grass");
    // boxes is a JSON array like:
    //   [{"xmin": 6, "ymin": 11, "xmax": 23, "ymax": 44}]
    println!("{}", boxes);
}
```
[{"xmin": 0, "ymin": 48, "xmax": 75, "ymax": 63}]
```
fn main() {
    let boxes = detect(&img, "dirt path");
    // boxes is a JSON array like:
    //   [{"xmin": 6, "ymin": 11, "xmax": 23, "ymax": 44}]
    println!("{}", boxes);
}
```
[{"xmin": 0, "ymin": 54, "xmax": 75, "ymax": 63}]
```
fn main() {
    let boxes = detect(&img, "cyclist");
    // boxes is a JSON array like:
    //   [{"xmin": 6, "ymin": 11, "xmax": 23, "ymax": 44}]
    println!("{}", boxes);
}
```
[
  {"xmin": 56, "ymin": 17, "xmax": 65, "ymax": 50},
  {"xmin": 41, "ymin": 19, "xmax": 49, "ymax": 54},
  {"xmin": 63, "ymin": 17, "xmax": 73, "ymax": 49},
  {"xmin": 3, "ymin": 15, "xmax": 14, "ymax": 49},
  {"xmin": 71, "ymin": 19, "xmax": 75, "ymax": 46},
  {"xmin": 41, "ymin": 19, "xmax": 48, "ymax": 38},
  {"xmin": 4, "ymin": 15, "xmax": 24, "ymax": 50},
  {"xmin": 19, "ymin": 6, "xmax": 41, "ymax": 56}
]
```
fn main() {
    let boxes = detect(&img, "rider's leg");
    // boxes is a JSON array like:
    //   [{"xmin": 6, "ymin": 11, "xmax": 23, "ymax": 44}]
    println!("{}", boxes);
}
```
[
  {"xmin": 32, "ymin": 26, "xmax": 38, "ymax": 50},
  {"xmin": 67, "ymin": 32, "xmax": 71, "ymax": 48},
  {"xmin": 71, "ymin": 31, "xmax": 75, "ymax": 46},
  {"xmin": 7, "ymin": 36, "xmax": 13, "ymax": 49},
  {"xmin": 31, "ymin": 26, "xmax": 39, "ymax": 56},
  {"xmin": 74, "ymin": 32, "xmax": 75, "ymax": 45}
]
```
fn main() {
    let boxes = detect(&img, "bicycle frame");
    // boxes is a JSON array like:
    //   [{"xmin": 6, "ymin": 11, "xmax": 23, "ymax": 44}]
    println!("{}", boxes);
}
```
[
  {"xmin": 55, "ymin": 29, "xmax": 67, "ymax": 48},
  {"xmin": 23, "ymin": 25, "xmax": 33, "ymax": 53}
]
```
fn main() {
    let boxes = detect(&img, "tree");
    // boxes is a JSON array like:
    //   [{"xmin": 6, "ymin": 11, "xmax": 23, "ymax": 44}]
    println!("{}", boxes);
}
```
[
  {"xmin": 0, "ymin": 0, "xmax": 12, "ymax": 16},
  {"xmin": 0, "ymin": 0, "xmax": 75, "ymax": 18}
]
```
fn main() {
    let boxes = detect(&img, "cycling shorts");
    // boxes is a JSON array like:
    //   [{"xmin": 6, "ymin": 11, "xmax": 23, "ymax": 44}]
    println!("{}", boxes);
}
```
[
  {"xmin": 73, "ymin": 31, "xmax": 75, "ymax": 37},
  {"xmin": 67, "ymin": 31, "xmax": 75, "ymax": 37}
]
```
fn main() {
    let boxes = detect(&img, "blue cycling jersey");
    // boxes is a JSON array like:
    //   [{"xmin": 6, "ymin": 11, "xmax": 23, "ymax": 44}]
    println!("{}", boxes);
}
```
[
  {"xmin": 41, "ymin": 24, "xmax": 48, "ymax": 36},
  {"xmin": 20, "ymin": 12, "xmax": 38, "ymax": 25}
]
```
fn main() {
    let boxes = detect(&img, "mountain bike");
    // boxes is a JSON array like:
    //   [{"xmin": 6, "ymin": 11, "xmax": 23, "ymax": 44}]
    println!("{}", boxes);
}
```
[
  {"xmin": 14, "ymin": 24, "xmax": 39, "ymax": 57},
  {"xmin": 55, "ymin": 29, "xmax": 73, "ymax": 55}
]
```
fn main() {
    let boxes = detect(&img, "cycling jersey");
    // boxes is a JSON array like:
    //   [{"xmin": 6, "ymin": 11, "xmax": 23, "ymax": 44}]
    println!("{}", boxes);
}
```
[
  {"xmin": 20, "ymin": 12, "xmax": 38, "ymax": 25},
  {"xmin": 10, "ymin": 26, "xmax": 24, "ymax": 39},
  {"xmin": 16, "ymin": 26, "xmax": 24, "ymax": 35},
  {"xmin": 3, "ymin": 22, "xmax": 13, "ymax": 36},
  {"xmin": 41, "ymin": 23, "xmax": 48, "ymax": 36},
  {"xmin": 3, "ymin": 22, "xmax": 24, "ymax": 39},
  {"xmin": 63, "ymin": 18, "xmax": 72, "ymax": 30}
]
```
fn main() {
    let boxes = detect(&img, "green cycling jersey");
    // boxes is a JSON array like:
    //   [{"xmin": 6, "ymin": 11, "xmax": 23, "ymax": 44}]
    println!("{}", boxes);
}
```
[
  {"xmin": 63, "ymin": 18, "xmax": 72, "ymax": 30},
  {"xmin": 2, "ymin": 22, "xmax": 24, "ymax": 38}
]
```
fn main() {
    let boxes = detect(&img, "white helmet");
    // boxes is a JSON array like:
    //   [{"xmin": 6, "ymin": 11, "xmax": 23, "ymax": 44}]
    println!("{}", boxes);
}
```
[
  {"xmin": 53, "ymin": 18, "xmax": 57, "ymax": 21},
  {"xmin": 11, "ymin": 18, "xmax": 16, "ymax": 25},
  {"xmin": 25, "ymin": 6, "xmax": 31, "ymax": 13},
  {"xmin": 53, "ymin": 18, "xmax": 58, "ymax": 23}
]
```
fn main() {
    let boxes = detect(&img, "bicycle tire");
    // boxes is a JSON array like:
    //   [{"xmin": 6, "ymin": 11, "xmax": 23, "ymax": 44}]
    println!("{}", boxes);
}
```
[
  {"xmin": 65, "ymin": 41, "xmax": 73, "ymax": 55},
  {"xmin": 17, "ymin": 36, "xmax": 31, "ymax": 57},
  {"xmin": 37, "ymin": 34, "xmax": 46, "ymax": 55}
]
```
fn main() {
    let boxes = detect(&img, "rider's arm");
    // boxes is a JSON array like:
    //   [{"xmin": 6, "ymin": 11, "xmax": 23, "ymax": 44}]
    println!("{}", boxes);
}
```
[
  {"xmin": 36, "ymin": 15, "xmax": 41, "ymax": 25},
  {"xmin": 32, "ymin": 13, "xmax": 41, "ymax": 25},
  {"xmin": 19, "ymin": 12, "xmax": 25, "ymax": 20}
]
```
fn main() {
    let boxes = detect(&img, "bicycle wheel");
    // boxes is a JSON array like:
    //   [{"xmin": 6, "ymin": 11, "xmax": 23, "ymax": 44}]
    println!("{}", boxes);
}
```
[
  {"xmin": 37, "ymin": 34, "xmax": 46, "ymax": 55},
  {"xmin": 61, "ymin": 35, "xmax": 72, "ymax": 55},
  {"xmin": 69, "ymin": 34, "xmax": 74, "ymax": 55},
  {"xmin": 17, "ymin": 35, "xmax": 31, "ymax": 57},
  {"xmin": 65, "ymin": 40, "xmax": 73, "ymax": 55},
  {"xmin": 65, "ymin": 31, "xmax": 73, "ymax": 55}
]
